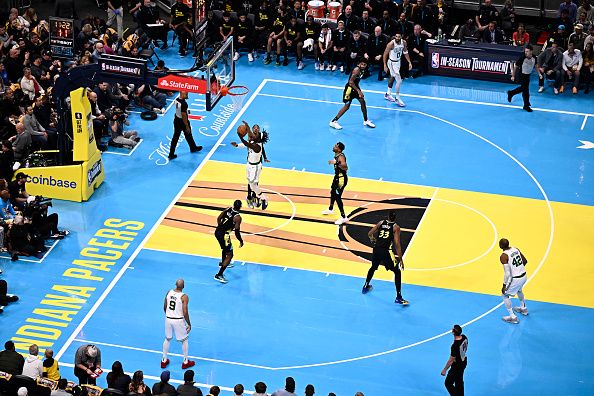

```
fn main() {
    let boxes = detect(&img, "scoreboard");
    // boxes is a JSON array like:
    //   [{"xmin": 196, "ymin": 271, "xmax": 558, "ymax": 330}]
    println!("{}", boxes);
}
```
[{"xmin": 49, "ymin": 17, "xmax": 75, "ymax": 59}]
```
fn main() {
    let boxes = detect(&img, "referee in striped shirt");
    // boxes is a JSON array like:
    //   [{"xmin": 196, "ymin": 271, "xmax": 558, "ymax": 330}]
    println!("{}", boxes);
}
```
[{"xmin": 507, "ymin": 44, "xmax": 536, "ymax": 112}]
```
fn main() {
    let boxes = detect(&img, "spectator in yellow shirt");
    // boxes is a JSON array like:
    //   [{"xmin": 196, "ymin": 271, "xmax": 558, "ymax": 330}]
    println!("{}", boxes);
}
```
[{"xmin": 42, "ymin": 349, "xmax": 60, "ymax": 381}]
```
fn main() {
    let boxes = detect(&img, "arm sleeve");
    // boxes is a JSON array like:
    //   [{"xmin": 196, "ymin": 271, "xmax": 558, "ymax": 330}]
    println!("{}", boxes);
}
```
[{"xmin": 503, "ymin": 264, "xmax": 512, "ymax": 287}]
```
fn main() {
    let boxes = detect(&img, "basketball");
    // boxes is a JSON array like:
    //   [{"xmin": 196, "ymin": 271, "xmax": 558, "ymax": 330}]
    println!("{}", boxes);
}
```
[{"xmin": 237, "ymin": 124, "xmax": 249, "ymax": 137}]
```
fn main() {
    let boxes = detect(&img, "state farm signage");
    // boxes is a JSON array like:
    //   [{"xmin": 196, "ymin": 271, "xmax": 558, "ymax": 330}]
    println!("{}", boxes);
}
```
[{"xmin": 158, "ymin": 75, "xmax": 207, "ymax": 94}]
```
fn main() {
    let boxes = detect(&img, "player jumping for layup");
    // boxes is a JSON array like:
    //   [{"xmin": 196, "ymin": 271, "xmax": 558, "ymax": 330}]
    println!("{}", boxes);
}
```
[
  {"xmin": 231, "ymin": 121, "xmax": 270, "ymax": 210},
  {"xmin": 383, "ymin": 33, "xmax": 412, "ymax": 107},
  {"xmin": 214, "ymin": 200, "xmax": 244, "ymax": 284},
  {"xmin": 499, "ymin": 238, "xmax": 529, "ymax": 324},
  {"xmin": 363, "ymin": 210, "xmax": 408, "ymax": 305},
  {"xmin": 329, "ymin": 59, "xmax": 375, "ymax": 130},
  {"xmin": 322, "ymin": 142, "xmax": 349, "ymax": 225},
  {"xmin": 162, "ymin": 279, "xmax": 195, "ymax": 370}
]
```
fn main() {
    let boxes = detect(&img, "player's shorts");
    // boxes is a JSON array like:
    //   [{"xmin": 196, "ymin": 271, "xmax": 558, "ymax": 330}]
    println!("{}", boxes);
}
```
[
  {"xmin": 504, "ymin": 273, "xmax": 527, "ymax": 296},
  {"xmin": 343, "ymin": 84, "xmax": 361, "ymax": 104},
  {"xmin": 387, "ymin": 59, "xmax": 402, "ymax": 79},
  {"xmin": 331, "ymin": 174, "xmax": 348, "ymax": 192},
  {"xmin": 215, "ymin": 230, "xmax": 233, "ymax": 253},
  {"xmin": 285, "ymin": 39, "xmax": 302, "ymax": 50},
  {"xmin": 164, "ymin": 317, "xmax": 188, "ymax": 342},
  {"xmin": 246, "ymin": 162, "xmax": 262, "ymax": 184},
  {"xmin": 371, "ymin": 248, "xmax": 396, "ymax": 271}
]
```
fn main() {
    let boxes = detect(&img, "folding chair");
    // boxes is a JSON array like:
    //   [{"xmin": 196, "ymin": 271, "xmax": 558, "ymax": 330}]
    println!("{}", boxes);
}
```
[{"xmin": 140, "ymin": 40, "xmax": 161, "ymax": 66}]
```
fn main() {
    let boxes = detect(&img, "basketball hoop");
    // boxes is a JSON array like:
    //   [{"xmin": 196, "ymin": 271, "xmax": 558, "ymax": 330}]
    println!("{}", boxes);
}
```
[{"xmin": 221, "ymin": 85, "xmax": 249, "ymax": 112}]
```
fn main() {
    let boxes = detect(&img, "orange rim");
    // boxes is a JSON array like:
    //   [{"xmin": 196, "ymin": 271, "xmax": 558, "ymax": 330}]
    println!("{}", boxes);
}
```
[{"xmin": 223, "ymin": 85, "xmax": 249, "ymax": 96}]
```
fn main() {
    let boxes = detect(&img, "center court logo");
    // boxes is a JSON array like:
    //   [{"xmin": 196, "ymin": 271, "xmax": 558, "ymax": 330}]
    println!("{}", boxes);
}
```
[{"xmin": 431, "ymin": 52, "xmax": 440, "ymax": 69}]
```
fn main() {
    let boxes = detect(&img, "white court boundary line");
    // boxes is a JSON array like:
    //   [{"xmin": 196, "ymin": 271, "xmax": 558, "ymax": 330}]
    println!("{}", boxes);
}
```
[
  {"xmin": 581, "ymin": 115, "xmax": 589, "ymax": 131},
  {"xmin": 72, "ymin": 339, "xmax": 275, "ymax": 370},
  {"xmin": 264, "ymin": 78, "xmax": 594, "ymax": 117},
  {"xmin": 56, "ymin": 79, "xmax": 555, "ymax": 372},
  {"xmin": 55, "ymin": 79, "xmax": 268, "ymax": 362},
  {"xmin": 244, "ymin": 187, "xmax": 297, "ymax": 236},
  {"xmin": 0, "ymin": 239, "xmax": 60, "ymax": 263},
  {"xmin": 102, "ymin": 139, "xmax": 144, "ymax": 157}
]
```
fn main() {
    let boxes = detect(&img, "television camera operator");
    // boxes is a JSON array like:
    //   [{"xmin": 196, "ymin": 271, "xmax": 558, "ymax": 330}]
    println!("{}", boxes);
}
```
[
  {"xmin": 23, "ymin": 195, "xmax": 69, "ymax": 240},
  {"xmin": 107, "ymin": 107, "xmax": 140, "ymax": 148},
  {"xmin": 7, "ymin": 214, "xmax": 46, "ymax": 260},
  {"xmin": 5, "ymin": 172, "xmax": 68, "ymax": 241}
]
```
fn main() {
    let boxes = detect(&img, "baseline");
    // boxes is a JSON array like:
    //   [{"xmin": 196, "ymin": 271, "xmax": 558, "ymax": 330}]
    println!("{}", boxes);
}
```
[{"xmin": 264, "ymin": 79, "xmax": 594, "ymax": 117}]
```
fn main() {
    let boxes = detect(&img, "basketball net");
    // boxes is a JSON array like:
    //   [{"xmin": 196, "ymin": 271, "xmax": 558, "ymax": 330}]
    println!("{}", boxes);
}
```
[
  {"xmin": 230, "ymin": 94, "xmax": 246, "ymax": 112},
  {"xmin": 223, "ymin": 86, "xmax": 249, "ymax": 112}
]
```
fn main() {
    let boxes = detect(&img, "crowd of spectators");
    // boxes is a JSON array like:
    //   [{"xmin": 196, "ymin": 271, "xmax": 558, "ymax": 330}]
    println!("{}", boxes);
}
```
[
  {"xmin": 207, "ymin": 0, "xmax": 594, "ymax": 90},
  {"xmin": 0, "ymin": 1, "xmax": 592, "ymax": 392},
  {"xmin": 0, "ymin": 0, "xmax": 592, "ymax": 169},
  {"xmin": 0, "ymin": 341, "xmax": 344, "ymax": 396}
]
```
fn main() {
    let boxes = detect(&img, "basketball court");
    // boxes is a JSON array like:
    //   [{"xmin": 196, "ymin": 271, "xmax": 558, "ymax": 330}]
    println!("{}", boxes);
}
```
[{"xmin": 1, "ymin": 41, "xmax": 593, "ymax": 396}]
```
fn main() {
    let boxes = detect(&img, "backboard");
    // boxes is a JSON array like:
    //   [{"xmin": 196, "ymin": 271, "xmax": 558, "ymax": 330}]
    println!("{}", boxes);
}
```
[{"xmin": 205, "ymin": 36, "xmax": 235, "ymax": 111}]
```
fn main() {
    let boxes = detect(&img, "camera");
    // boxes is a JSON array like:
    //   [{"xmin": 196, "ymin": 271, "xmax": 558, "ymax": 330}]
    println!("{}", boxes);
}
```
[
  {"xmin": 22, "ymin": 196, "xmax": 53, "ymax": 219},
  {"xmin": 107, "ymin": 107, "xmax": 127, "ymax": 121}
]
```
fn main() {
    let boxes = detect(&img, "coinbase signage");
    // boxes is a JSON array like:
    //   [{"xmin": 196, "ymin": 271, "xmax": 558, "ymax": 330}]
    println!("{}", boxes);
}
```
[{"xmin": 26, "ymin": 174, "xmax": 77, "ymax": 189}]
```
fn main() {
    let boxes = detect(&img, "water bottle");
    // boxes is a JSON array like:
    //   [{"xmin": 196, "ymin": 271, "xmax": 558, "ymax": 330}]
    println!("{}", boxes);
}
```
[{"xmin": 438, "ymin": 27, "xmax": 443, "ymax": 41}]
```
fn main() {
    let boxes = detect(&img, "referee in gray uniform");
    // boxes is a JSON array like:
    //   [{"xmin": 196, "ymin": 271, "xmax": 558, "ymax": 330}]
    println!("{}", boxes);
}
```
[
  {"xmin": 168, "ymin": 91, "xmax": 202, "ymax": 160},
  {"xmin": 507, "ymin": 44, "xmax": 536, "ymax": 112}
]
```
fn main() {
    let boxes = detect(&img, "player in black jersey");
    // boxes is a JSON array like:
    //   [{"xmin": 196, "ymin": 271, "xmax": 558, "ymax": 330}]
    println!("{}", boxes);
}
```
[
  {"xmin": 233, "ymin": 12, "xmax": 255, "ymax": 62},
  {"xmin": 363, "ymin": 210, "xmax": 408, "ymax": 304},
  {"xmin": 169, "ymin": 0, "xmax": 192, "ymax": 56},
  {"xmin": 282, "ymin": 16, "xmax": 304, "ymax": 68},
  {"xmin": 264, "ymin": 7, "xmax": 287, "ymax": 65},
  {"xmin": 322, "ymin": 142, "xmax": 349, "ymax": 225},
  {"xmin": 329, "ymin": 59, "xmax": 376, "ymax": 130},
  {"xmin": 219, "ymin": 11, "xmax": 237, "ymax": 43},
  {"xmin": 214, "ymin": 200, "xmax": 244, "ymax": 284},
  {"xmin": 255, "ymin": 1, "xmax": 274, "ymax": 54}
]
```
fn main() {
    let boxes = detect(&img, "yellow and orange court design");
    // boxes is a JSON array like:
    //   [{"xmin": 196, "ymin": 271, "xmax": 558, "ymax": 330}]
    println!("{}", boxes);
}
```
[{"xmin": 146, "ymin": 161, "xmax": 594, "ymax": 308}]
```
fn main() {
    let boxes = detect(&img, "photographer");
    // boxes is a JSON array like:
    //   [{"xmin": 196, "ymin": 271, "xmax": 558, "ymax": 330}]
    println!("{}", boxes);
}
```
[
  {"xmin": 108, "ymin": 108, "xmax": 139, "ymax": 149},
  {"xmin": 25, "ymin": 196, "xmax": 69, "ymax": 240},
  {"xmin": 7, "ymin": 214, "xmax": 46, "ymax": 260}
]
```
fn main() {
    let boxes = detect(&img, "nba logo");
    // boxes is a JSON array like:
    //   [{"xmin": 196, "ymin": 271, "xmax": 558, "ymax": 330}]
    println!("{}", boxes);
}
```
[{"xmin": 431, "ymin": 53, "xmax": 440, "ymax": 69}]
